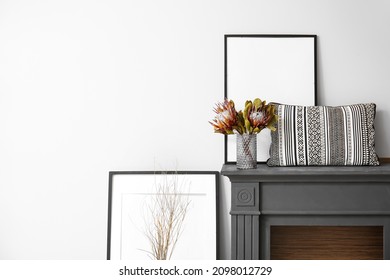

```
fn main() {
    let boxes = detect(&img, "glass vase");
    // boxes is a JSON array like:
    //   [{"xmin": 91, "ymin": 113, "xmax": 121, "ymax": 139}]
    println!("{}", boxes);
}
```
[{"xmin": 236, "ymin": 133, "xmax": 257, "ymax": 169}]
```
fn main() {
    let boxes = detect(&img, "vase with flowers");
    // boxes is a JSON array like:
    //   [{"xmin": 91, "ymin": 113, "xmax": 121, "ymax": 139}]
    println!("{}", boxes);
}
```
[{"xmin": 209, "ymin": 98, "xmax": 278, "ymax": 169}]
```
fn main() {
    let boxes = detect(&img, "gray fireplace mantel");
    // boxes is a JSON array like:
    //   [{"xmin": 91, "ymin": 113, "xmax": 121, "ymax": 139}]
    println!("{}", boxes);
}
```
[{"xmin": 221, "ymin": 163, "xmax": 390, "ymax": 260}]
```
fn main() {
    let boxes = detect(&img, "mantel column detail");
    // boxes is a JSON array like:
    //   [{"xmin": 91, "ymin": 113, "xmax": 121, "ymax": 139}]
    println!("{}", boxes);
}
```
[{"xmin": 230, "ymin": 182, "xmax": 260, "ymax": 260}]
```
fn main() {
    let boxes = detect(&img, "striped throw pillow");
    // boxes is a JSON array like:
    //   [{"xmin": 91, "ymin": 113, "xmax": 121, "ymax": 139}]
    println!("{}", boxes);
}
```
[{"xmin": 267, "ymin": 103, "xmax": 379, "ymax": 166}]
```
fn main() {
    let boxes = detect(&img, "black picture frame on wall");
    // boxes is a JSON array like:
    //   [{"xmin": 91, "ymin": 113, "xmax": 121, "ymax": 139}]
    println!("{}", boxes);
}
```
[
  {"xmin": 224, "ymin": 34, "xmax": 317, "ymax": 164},
  {"xmin": 107, "ymin": 171, "xmax": 219, "ymax": 260}
]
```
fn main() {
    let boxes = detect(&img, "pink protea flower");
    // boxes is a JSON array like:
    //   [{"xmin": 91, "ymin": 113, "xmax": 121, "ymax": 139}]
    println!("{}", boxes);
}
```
[
  {"xmin": 244, "ymin": 98, "xmax": 277, "ymax": 134},
  {"xmin": 209, "ymin": 99, "xmax": 238, "ymax": 134}
]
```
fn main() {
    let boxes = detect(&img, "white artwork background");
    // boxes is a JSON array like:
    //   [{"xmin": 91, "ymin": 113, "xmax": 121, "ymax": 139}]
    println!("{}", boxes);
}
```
[
  {"xmin": 110, "ymin": 174, "xmax": 217, "ymax": 260},
  {"xmin": 226, "ymin": 37, "xmax": 316, "ymax": 162}
]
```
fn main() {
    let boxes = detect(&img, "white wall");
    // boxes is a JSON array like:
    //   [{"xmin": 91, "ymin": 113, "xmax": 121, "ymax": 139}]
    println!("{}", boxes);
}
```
[{"xmin": 0, "ymin": 0, "xmax": 389, "ymax": 259}]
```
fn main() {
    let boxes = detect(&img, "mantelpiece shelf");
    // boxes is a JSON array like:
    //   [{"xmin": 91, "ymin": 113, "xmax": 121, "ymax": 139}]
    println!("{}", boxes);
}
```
[{"xmin": 221, "ymin": 163, "xmax": 390, "ymax": 182}]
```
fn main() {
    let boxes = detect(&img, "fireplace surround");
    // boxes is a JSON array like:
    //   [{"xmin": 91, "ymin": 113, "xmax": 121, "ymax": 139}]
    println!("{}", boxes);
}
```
[{"xmin": 221, "ymin": 163, "xmax": 390, "ymax": 260}]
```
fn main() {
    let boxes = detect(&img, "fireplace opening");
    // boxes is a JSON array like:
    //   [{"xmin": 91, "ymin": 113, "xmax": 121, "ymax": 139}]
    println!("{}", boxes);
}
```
[{"xmin": 270, "ymin": 226, "xmax": 383, "ymax": 260}]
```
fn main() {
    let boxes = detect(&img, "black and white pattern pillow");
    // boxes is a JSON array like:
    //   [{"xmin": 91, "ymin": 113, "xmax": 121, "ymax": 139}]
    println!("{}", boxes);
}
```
[{"xmin": 267, "ymin": 103, "xmax": 380, "ymax": 166}]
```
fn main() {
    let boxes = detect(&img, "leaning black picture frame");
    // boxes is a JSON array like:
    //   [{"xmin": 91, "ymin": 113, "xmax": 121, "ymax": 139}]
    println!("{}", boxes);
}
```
[
  {"xmin": 107, "ymin": 171, "xmax": 219, "ymax": 260},
  {"xmin": 224, "ymin": 34, "xmax": 317, "ymax": 164}
]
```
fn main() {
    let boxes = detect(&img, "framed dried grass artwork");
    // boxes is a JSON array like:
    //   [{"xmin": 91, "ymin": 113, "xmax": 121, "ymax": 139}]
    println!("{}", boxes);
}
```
[{"xmin": 107, "ymin": 171, "xmax": 219, "ymax": 260}]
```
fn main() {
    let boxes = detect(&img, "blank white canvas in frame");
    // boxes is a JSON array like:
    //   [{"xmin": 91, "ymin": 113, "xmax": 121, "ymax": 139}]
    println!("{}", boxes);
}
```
[{"xmin": 226, "ymin": 36, "xmax": 316, "ymax": 162}]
